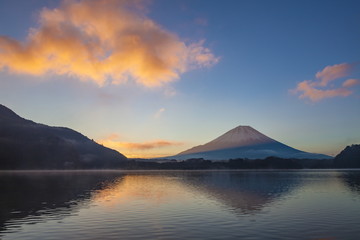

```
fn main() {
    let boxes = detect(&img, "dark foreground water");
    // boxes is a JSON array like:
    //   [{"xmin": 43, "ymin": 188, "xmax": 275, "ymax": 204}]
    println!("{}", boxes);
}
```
[{"xmin": 0, "ymin": 170, "xmax": 360, "ymax": 240}]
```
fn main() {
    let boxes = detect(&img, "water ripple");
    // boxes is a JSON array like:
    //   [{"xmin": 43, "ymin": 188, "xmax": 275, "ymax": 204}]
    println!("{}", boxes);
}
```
[{"xmin": 0, "ymin": 170, "xmax": 360, "ymax": 239}]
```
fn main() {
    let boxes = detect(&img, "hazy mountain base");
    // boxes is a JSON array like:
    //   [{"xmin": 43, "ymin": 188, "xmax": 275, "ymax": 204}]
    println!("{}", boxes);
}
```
[
  {"xmin": 129, "ymin": 145, "xmax": 359, "ymax": 170},
  {"xmin": 174, "ymin": 126, "xmax": 331, "ymax": 160},
  {"xmin": 172, "ymin": 143, "xmax": 331, "ymax": 161},
  {"xmin": 136, "ymin": 145, "xmax": 357, "ymax": 170}
]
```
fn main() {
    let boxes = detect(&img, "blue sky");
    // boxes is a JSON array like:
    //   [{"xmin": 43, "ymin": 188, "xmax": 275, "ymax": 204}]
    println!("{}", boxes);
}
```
[{"xmin": 0, "ymin": 0, "xmax": 359, "ymax": 157}]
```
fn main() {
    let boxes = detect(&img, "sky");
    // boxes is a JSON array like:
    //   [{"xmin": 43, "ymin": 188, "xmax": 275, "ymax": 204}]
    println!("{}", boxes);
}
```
[{"xmin": 0, "ymin": 0, "xmax": 359, "ymax": 158}]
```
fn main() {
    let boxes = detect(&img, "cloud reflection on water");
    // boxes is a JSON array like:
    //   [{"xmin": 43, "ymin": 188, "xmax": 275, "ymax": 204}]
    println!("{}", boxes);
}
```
[{"xmin": 1, "ymin": 170, "xmax": 360, "ymax": 239}]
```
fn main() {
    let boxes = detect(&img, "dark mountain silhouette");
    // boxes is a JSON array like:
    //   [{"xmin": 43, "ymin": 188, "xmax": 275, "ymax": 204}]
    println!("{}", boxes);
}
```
[
  {"xmin": 170, "ymin": 126, "xmax": 331, "ymax": 160},
  {"xmin": 333, "ymin": 144, "xmax": 360, "ymax": 168},
  {"xmin": 0, "ymin": 104, "xmax": 127, "ymax": 169}
]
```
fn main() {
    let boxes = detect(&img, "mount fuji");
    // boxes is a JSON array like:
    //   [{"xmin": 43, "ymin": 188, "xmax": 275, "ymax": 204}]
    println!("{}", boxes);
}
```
[{"xmin": 169, "ymin": 126, "xmax": 331, "ymax": 160}]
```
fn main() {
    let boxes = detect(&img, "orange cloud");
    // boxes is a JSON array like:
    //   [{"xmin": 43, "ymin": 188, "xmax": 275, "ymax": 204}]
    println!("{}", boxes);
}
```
[
  {"xmin": 98, "ymin": 136, "xmax": 182, "ymax": 151},
  {"xmin": 0, "ymin": 0, "xmax": 218, "ymax": 87},
  {"xmin": 315, "ymin": 63, "xmax": 352, "ymax": 86},
  {"xmin": 293, "ymin": 63, "xmax": 358, "ymax": 102},
  {"xmin": 98, "ymin": 133, "xmax": 184, "ymax": 158}
]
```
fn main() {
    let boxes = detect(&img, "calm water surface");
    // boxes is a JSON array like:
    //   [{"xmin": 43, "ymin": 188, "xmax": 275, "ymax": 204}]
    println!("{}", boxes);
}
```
[{"xmin": 0, "ymin": 170, "xmax": 360, "ymax": 239}]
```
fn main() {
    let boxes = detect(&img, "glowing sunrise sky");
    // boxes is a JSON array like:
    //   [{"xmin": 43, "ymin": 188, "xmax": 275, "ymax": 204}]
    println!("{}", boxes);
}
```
[{"xmin": 0, "ymin": 0, "xmax": 359, "ymax": 158}]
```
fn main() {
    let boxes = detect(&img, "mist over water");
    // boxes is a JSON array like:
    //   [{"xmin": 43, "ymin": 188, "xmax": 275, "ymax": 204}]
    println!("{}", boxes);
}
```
[{"xmin": 1, "ymin": 170, "xmax": 360, "ymax": 240}]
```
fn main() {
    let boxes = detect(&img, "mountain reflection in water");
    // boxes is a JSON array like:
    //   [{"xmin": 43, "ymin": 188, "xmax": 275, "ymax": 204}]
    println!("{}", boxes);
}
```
[
  {"xmin": 1, "ymin": 170, "xmax": 360, "ymax": 240},
  {"xmin": 178, "ymin": 171, "xmax": 302, "ymax": 214}
]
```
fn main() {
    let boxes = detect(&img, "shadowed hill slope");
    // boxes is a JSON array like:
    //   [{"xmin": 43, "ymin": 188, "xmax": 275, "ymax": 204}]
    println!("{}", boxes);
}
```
[
  {"xmin": 0, "ymin": 104, "xmax": 127, "ymax": 169},
  {"xmin": 334, "ymin": 144, "xmax": 360, "ymax": 168}
]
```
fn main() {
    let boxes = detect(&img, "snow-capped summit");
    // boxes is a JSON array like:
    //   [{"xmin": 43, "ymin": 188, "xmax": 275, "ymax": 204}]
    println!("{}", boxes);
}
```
[
  {"xmin": 171, "ymin": 125, "xmax": 331, "ymax": 160},
  {"xmin": 179, "ymin": 126, "xmax": 275, "ymax": 155},
  {"xmin": 211, "ymin": 125, "xmax": 274, "ymax": 145}
]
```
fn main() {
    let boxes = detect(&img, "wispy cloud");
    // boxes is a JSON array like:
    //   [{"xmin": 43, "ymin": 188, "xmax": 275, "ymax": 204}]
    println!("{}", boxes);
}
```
[
  {"xmin": 116, "ymin": 140, "xmax": 182, "ymax": 150},
  {"xmin": 315, "ymin": 63, "xmax": 352, "ymax": 86},
  {"xmin": 0, "ymin": 0, "xmax": 218, "ymax": 87},
  {"xmin": 98, "ymin": 135, "xmax": 182, "ymax": 151},
  {"xmin": 163, "ymin": 87, "xmax": 177, "ymax": 97},
  {"xmin": 342, "ymin": 78, "xmax": 359, "ymax": 88},
  {"xmin": 154, "ymin": 107, "xmax": 165, "ymax": 119},
  {"xmin": 294, "ymin": 80, "xmax": 352, "ymax": 102},
  {"xmin": 292, "ymin": 63, "xmax": 359, "ymax": 102}
]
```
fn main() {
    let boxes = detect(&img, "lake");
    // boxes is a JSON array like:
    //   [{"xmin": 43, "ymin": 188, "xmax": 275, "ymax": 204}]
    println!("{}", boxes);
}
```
[{"xmin": 0, "ymin": 170, "xmax": 360, "ymax": 239}]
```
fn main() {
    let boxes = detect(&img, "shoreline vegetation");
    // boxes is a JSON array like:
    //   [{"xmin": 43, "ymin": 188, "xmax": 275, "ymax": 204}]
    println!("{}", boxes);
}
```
[
  {"xmin": 1, "ymin": 144, "xmax": 359, "ymax": 170},
  {"xmin": 119, "ymin": 144, "xmax": 359, "ymax": 170},
  {"xmin": 1, "ymin": 144, "xmax": 358, "ymax": 170}
]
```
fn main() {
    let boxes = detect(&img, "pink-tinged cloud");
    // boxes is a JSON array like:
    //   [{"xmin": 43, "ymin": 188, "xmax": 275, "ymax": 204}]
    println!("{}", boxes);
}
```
[
  {"xmin": 315, "ymin": 63, "xmax": 352, "ymax": 86},
  {"xmin": 294, "ymin": 80, "xmax": 352, "ymax": 102},
  {"xmin": 117, "ymin": 140, "xmax": 183, "ymax": 150},
  {"xmin": 293, "ymin": 62, "xmax": 358, "ymax": 102},
  {"xmin": 0, "ymin": 0, "xmax": 218, "ymax": 87},
  {"xmin": 342, "ymin": 79, "xmax": 359, "ymax": 88}
]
